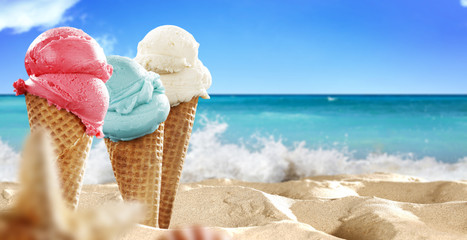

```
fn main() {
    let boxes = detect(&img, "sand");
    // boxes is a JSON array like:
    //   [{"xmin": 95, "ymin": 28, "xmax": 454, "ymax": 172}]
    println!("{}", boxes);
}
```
[{"xmin": 1, "ymin": 172, "xmax": 466, "ymax": 240}]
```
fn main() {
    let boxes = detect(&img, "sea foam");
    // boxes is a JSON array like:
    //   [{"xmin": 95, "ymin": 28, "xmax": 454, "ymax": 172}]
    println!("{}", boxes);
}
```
[
  {"xmin": 0, "ymin": 139, "xmax": 20, "ymax": 182},
  {"xmin": 180, "ymin": 119, "xmax": 467, "ymax": 182},
  {"xmin": 1, "ymin": 119, "xmax": 466, "ymax": 183}
]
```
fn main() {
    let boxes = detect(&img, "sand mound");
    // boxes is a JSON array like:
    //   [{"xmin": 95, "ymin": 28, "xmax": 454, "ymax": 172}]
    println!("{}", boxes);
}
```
[
  {"xmin": 334, "ymin": 198, "xmax": 467, "ymax": 240},
  {"xmin": 171, "ymin": 186, "xmax": 296, "ymax": 227}
]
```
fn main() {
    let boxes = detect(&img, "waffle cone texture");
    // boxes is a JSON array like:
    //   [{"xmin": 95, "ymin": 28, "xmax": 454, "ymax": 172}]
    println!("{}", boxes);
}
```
[
  {"xmin": 24, "ymin": 94, "xmax": 92, "ymax": 210},
  {"xmin": 159, "ymin": 97, "xmax": 199, "ymax": 229},
  {"xmin": 105, "ymin": 123, "xmax": 165, "ymax": 227}
]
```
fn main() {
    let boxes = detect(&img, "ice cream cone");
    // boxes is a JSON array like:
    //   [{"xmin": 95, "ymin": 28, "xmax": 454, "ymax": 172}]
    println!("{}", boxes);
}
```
[
  {"xmin": 24, "ymin": 93, "xmax": 92, "ymax": 210},
  {"xmin": 135, "ymin": 25, "xmax": 210, "ymax": 228},
  {"xmin": 104, "ymin": 123, "xmax": 165, "ymax": 227},
  {"xmin": 159, "ymin": 97, "xmax": 199, "ymax": 228}
]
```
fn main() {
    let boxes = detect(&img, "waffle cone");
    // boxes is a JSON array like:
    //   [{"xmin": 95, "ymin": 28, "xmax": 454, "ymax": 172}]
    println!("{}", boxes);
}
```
[
  {"xmin": 159, "ymin": 97, "xmax": 199, "ymax": 229},
  {"xmin": 24, "ymin": 94, "xmax": 92, "ymax": 210},
  {"xmin": 104, "ymin": 123, "xmax": 164, "ymax": 227}
]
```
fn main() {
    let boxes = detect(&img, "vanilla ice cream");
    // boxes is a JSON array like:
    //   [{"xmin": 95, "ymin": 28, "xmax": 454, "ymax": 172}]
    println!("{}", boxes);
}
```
[{"xmin": 135, "ymin": 25, "xmax": 211, "ymax": 106}]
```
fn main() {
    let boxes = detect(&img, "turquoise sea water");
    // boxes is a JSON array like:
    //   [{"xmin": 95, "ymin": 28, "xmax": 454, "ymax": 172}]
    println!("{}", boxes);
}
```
[
  {"xmin": 1, "ymin": 94, "xmax": 466, "ymax": 182},
  {"xmin": 196, "ymin": 95, "xmax": 467, "ymax": 162}
]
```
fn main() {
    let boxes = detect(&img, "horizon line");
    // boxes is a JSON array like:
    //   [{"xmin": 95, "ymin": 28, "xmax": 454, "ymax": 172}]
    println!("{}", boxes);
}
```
[{"xmin": 1, "ymin": 93, "xmax": 466, "ymax": 96}]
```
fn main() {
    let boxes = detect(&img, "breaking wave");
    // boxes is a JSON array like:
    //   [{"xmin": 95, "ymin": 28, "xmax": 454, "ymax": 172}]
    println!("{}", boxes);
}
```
[{"xmin": 1, "ymin": 119, "xmax": 466, "ymax": 183}]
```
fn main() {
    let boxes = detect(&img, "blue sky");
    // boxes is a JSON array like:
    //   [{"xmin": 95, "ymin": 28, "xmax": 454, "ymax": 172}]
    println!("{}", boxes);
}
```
[{"xmin": 0, "ymin": 0, "xmax": 466, "ymax": 94}]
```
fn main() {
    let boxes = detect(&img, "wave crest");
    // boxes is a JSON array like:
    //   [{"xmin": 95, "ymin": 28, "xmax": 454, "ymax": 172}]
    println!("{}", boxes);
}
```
[
  {"xmin": 1, "ymin": 119, "xmax": 466, "ymax": 183},
  {"xmin": 181, "ymin": 119, "xmax": 467, "ymax": 182},
  {"xmin": 0, "ymin": 139, "xmax": 20, "ymax": 182}
]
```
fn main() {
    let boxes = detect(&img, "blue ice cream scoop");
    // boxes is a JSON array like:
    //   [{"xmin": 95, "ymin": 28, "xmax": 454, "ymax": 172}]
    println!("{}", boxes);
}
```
[{"xmin": 103, "ymin": 55, "xmax": 170, "ymax": 141}]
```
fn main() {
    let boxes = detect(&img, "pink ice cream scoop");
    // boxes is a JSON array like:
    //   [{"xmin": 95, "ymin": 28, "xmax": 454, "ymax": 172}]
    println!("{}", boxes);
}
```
[{"xmin": 13, "ymin": 27, "xmax": 112, "ymax": 138}]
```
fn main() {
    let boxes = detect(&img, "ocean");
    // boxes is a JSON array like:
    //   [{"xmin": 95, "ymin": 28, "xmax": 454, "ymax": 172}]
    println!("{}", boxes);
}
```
[{"xmin": 1, "ymin": 94, "xmax": 466, "ymax": 182}]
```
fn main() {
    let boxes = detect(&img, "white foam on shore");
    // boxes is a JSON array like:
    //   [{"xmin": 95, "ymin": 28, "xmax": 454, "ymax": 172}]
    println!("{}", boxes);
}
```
[
  {"xmin": 1, "ymin": 120, "xmax": 466, "ymax": 183},
  {"xmin": 85, "ymin": 140, "xmax": 115, "ymax": 184},
  {"xmin": 0, "ymin": 139, "xmax": 20, "ymax": 182},
  {"xmin": 181, "ymin": 119, "xmax": 467, "ymax": 182}
]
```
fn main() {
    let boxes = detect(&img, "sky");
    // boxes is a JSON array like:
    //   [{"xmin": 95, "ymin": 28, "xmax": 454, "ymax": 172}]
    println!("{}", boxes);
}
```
[{"xmin": 0, "ymin": 0, "xmax": 466, "ymax": 94}]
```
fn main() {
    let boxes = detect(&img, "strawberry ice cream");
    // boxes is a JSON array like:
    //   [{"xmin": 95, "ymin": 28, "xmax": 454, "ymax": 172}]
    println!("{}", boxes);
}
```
[{"xmin": 13, "ymin": 27, "xmax": 112, "ymax": 138}]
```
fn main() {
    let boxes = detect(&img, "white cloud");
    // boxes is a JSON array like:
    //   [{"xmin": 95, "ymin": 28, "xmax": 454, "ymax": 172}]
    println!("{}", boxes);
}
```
[
  {"xmin": 95, "ymin": 34, "xmax": 117, "ymax": 55},
  {"xmin": 0, "ymin": 0, "xmax": 80, "ymax": 33},
  {"xmin": 462, "ymin": 0, "xmax": 467, "ymax": 7}
]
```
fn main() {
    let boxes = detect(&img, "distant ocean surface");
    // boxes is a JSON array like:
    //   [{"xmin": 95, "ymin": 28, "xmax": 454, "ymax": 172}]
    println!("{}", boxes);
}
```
[{"xmin": 1, "ymin": 94, "xmax": 466, "ymax": 182}]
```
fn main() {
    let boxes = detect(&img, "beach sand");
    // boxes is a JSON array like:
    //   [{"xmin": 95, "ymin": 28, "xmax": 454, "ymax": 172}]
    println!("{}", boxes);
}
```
[{"xmin": 1, "ymin": 172, "xmax": 466, "ymax": 240}]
